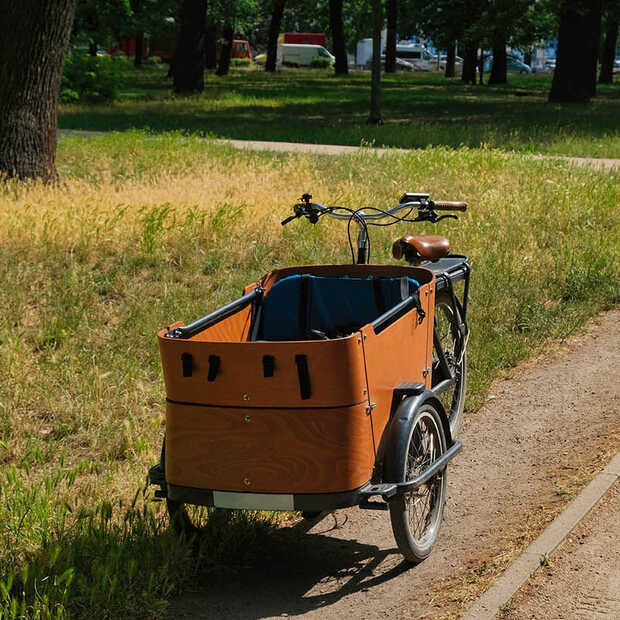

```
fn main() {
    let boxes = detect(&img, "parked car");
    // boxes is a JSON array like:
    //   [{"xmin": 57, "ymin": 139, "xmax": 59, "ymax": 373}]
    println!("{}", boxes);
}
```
[
  {"xmin": 377, "ymin": 55, "xmax": 416, "ymax": 71},
  {"xmin": 254, "ymin": 44, "xmax": 335, "ymax": 68},
  {"xmin": 438, "ymin": 54, "xmax": 464, "ymax": 70},
  {"xmin": 279, "ymin": 43, "xmax": 335, "ymax": 67},
  {"xmin": 483, "ymin": 55, "xmax": 532, "ymax": 74},
  {"xmin": 394, "ymin": 43, "xmax": 435, "ymax": 71}
]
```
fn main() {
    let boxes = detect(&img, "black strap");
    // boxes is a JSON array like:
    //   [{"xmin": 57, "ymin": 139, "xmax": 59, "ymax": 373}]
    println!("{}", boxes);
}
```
[
  {"xmin": 413, "ymin": 290, "xmax": 426, "ymax": 324},
  {"xmin": 400, "ymin": 276, "xmax": 410, "ymax": 301},
  {"xmin": 181, "ymin": 353, "xmax": 193, "ymax": 377},
  {"xmin": 263, "ymin": 355, "xmax": 275, "ymax": 377},
  {"xmin": 299, "ymin": 275, "xmax": 310, "ymax": 339},
  {"xmin": 372, "ymin": 277, "xmax": 386, "ymax": 315},
  {"xmin": 207, "ymin": 355, "xmax": 220, "ymax": 381},
  {"xmin": 295, "ymin": 354, "xmax": 312, "ymax": 400}
]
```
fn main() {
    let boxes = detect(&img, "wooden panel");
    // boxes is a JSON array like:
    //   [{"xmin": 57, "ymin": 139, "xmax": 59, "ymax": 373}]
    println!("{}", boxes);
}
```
[
  {"xmin": 158, "ymin": 331, "xmax": 368, "ymax": 408},
  {"xmin": 190, "ymin": 305, "xmax": 252, "ymax": 342},
  {"xmin": 165, "ymin": 401, "xmax": 374, "ymax": 494},
  {"xmin": 360, "ymin": 279, "xmax": 436, "ymax": 453}
]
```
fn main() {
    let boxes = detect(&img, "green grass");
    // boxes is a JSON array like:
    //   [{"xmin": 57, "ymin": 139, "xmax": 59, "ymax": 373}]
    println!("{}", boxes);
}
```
[
  {"xmin": 1, "ymin": 132, "xmax": 618, "ymax": 617},
  {"xmin": 59, "ymin": 66, "xmax": 620, "ymax": 157}
]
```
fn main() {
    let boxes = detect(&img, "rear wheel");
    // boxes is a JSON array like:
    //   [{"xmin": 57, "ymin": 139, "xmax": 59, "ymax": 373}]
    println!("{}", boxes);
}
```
[
  {"xmin": 388, "ymin": 403, "xmax": 447, "ymax": 563},
  {"xmin": 432, "ymin": 291, "xmax": 467, "ymax": 437}
]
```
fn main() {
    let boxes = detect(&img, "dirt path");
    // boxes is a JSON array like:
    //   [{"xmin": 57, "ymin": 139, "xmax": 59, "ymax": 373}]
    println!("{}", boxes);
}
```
[
  {"xmin": 57, "ymin": 130, "xmax": 620, "ymax": 170},
  {"xmin": 502, "ymin": 481, "xmax": 620, "ymax": 619},
  {"xmin": 169, "ymin": 309, "xmax": 620, "ymax": 620}
]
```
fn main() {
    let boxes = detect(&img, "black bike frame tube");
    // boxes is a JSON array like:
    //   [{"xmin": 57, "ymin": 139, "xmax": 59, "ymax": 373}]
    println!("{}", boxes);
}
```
[{"xmin": 166, "ymin": 286, "xmax": 264, "ymax": 339}]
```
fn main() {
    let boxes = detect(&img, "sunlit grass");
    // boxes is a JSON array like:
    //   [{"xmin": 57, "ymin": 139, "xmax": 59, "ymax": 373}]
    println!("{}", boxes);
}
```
[
  {"xmin": 59, "ymin": 68, "xmax": 620, "ymax": 157},
  {"xmin": 0, "ymin": 131, "xmax": 618, "ymax": 617}
]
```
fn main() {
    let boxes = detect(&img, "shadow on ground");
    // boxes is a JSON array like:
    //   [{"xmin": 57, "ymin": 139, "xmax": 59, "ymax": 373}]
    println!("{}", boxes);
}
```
[{"xmin": 170, "ymin": 514, "xmax": 411, "ymax": 619}]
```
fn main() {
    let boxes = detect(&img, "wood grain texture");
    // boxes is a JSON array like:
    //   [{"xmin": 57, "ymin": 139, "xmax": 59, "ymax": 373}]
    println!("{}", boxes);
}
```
[
  {"xmin": 361, "ymin": 279, "xmax": 435, "ymax": 457},
  {"xmin": 165, "ymin": 402, "xmax": 375, "ymax": 493},
  {"xmin": 159, "ymin": 329, "xmax": 368, "ymax": 408},
  {"xmin": 190, "ymin": 304, "xmax": 252, "ymax": 342}
]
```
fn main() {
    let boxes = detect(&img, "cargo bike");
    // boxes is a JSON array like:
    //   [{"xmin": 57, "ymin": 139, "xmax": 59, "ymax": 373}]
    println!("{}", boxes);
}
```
[{"xmin": 149, "ymin": 192, "xmax": 470, "ymax": 563}]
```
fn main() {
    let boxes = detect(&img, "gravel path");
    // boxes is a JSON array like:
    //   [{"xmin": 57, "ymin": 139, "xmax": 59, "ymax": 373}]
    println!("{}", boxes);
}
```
[{"xmin": 169, "ymin": 310, "xmax": 620, "ymax": 620}]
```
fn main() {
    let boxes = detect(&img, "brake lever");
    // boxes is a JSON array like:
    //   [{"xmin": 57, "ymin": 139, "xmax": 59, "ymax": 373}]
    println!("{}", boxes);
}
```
[
  {"xmin": 281, "ymin": 213, "xmax": 301, "ymax": 226},
  {"xmin": 436, "ymin": 214, "xmax": 458, "ymax": 222}
]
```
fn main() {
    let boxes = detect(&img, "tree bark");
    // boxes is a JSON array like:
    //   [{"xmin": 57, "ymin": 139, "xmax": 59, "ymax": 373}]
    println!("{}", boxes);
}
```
[
  {"xmin": 444, "ymin": 41, "xmax": 456, "ymax": 78},
  {"xmin": 524, "ymin": 50, "xmax": 532, "ymax": 67},
  {"xmin": 205, "ymin": 21, "xmax": 217, "ymax": 70},
  {"xmin": 266, "ymin": 0, "xmax": 285, "ymax": 72},
  {"xmin": 173, "ymin": 0, "xmax": 207, "ymax": 94},
  {"xmin": 0, "ymin": 0, "xmax": 77, "ymax": 182},
  {"xmin": 368, "ymin": 0, "xmax": 383, "ymax": 124},
  {"xmin": 478, "ymin": 48, "xmax": 484, "ymax": 84},
  {"xmin": 89, "ymin": 41, "xmax": 98, "ymax": 56},
  {"xmin": 216, "ymin": 24, "xmax": 233, "ymax": 76},
  {"xmin": 599, "ymin": 19, "xmax": 618, "ymax": 84},
  {"xmin": 135, "ymin": 31, "xmax": 145, "ymax": 68},
  {"xmin": 461, "ymin": 43, "xmax": 478, "ymax": 84},
  {"xmin": 488, "ymin": 38, "xmax": 507, "ymax": 84},
  {"xmin": 385, "ymin": 0, "xmax": 398, "ymax": 74},
  {"xmin": 550, "ymin": 0, "xmax": 603, "ymax": 102},
  {"xmin": 329, "ymin": 0, "xmax": 348, "ymax": 74}
]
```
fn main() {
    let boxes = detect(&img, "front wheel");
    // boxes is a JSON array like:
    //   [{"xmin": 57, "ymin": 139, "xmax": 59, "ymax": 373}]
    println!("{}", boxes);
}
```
[{"xmin": 388, "ymin": 403, "xmax": 447, "ymax": 563}]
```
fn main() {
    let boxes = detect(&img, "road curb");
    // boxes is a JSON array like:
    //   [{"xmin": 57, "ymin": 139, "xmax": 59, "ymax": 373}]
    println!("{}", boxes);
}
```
[{"xmin": 460, "ymin": 451, "xmax": 620, "ymax": 620}]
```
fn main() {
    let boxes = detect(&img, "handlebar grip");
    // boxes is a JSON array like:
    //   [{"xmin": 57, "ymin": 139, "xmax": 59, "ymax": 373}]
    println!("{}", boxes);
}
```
[{"xmin": 432, "ymin": 201, "xmax": 468, "ymax": 212}]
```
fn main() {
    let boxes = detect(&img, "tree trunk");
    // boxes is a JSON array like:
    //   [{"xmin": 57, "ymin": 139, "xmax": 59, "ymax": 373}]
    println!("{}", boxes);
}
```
[
  {"xmin": 368, "ymin": 0, "xmax": 383, "ymax": 124},
  {"xmin": 461, "ymin": 43, "xmax": 478, "ymax": 84},
  {"xmin": 135, "ymin": 31, "xmax": 144, "ymax": 68},
  {"xmin": 216, "ymin": 25, "xmax": 233, "ymax": 76},
  {"xmin": 329, "ymin": 0, "xmax": 348, "ymax": 74},
  {"xmin": 478, "ymin": 48, "xmax": 484, "ymax": 84},
  {"xmin": 0, "ymin": 0, "xmax": 77, "ymax": 182},
  {"xmin": 89, "ymin": 41, "xmax": 98, "ymax": 56},
  {"xmin": 524, "ymin": 50, "xmax": 532, "ymax": 67},
  {"xmin": 173, "ymin": 0, "xmax": 207, "ymax": 94},
  {"xmin": 550, "ymin": 0, "xmax": 603, "ymax": 102},
  {"xmin": 488, "ymin": 38, "xmax": 507, "ymax": 84},
  {"xmin": 266, "ymin": 0, "xmax": 285, "ymax": 72},
  {"xmin": 599, "ymin": 18, "xmax": 618, "ymax": 84},
  {"xmin": 385, "ymin": 0, "xmax": 398, "ymax": 74},
  {"xmin": 444, "ymin": 41, "xmax": 456, "ymax": 78},
  {"xmin": 205, "ymin": 21, "xmax": 217, "ymax": 70}
]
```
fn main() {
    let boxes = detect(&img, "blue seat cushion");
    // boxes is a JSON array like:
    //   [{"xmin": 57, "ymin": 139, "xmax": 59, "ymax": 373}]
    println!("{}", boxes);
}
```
[{"xmin": 258, "ymin": 274, "xmax": 419, "ymax": 341}]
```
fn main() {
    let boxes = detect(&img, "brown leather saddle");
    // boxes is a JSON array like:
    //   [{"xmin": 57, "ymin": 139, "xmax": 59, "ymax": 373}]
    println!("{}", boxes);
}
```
[{"xmin": 392, "ymin": 234, "xmax": 451, "ymax": 262}]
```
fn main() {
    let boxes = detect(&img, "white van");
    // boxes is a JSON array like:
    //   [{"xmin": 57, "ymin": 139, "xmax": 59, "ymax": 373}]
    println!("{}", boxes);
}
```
[
  {"xmin": 277, "ymin": 44, "xmax": 335, "ymax": 67},
  {"xmin": 394, "ymin": 43, "xmax": 435, "ymax": 71}
]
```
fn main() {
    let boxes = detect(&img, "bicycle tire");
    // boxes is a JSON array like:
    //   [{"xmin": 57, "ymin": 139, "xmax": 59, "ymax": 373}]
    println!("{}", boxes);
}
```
[
  {"xmin": 387, "ymin": 402, "xmax": 447, "ymax": 563},
  {"xmin": 433, "ymin": 291, "xmax": 467, "ymax": 437}
]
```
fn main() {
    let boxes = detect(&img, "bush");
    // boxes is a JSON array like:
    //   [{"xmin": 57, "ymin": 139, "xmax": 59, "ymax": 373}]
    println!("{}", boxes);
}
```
[
  {"xmin": 310, "ymin": 57, "xmax": 333, "ymax": 69},
  {"xmin": 231, "ymin": 58, "xmax": 252, "ymax": 67},
  {"xmin": 61, "ymin": 53, "xmax": 131, "ymax": 102}
]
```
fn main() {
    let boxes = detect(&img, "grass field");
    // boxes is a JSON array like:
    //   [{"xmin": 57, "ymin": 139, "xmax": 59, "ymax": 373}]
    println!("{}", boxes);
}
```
[
  {"xmin": 1, "ymin": 132, "xmax": 618, "ymax": 617},
  {"xmin": 58, "ymin": 66, "xmax": 620, "ymax": 158}
]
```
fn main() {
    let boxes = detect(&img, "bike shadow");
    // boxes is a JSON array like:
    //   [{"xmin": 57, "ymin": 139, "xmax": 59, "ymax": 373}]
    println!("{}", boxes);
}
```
[{"xmin": 170, "ymin": 513, "xmax": 412, "ymax": 619}]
